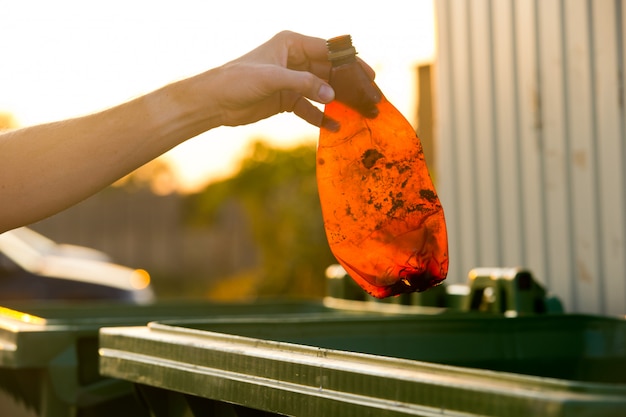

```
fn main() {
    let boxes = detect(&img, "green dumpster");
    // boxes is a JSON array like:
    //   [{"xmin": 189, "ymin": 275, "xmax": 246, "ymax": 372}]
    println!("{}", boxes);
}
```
[
  {"xmin": 0, "ymin": 298, "xmax": 394, "ymax": 417},
  {"xmin": 99, "ymin": 313, "xmax": 626, "ymax": 417},
  {"xmin": 327, "ymin": 266, "xmax": 565, "ymax": 314}
]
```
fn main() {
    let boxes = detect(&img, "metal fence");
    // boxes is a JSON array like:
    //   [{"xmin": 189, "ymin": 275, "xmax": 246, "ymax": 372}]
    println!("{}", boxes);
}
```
[{"xmin": 434, "ymin": 0, "xmax": 625, "ymax": 315}]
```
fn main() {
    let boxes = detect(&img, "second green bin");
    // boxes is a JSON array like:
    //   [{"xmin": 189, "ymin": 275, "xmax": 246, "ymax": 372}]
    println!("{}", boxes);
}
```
[{"xmin": 99, "ymin": 312, "xmax": 626, "ymax": 417}]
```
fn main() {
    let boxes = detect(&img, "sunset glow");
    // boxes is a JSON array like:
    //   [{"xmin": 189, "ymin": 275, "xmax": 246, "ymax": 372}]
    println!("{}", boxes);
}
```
[{"xmin": 1, "ymin": 0, "xmax": 436, "ymax": 191}]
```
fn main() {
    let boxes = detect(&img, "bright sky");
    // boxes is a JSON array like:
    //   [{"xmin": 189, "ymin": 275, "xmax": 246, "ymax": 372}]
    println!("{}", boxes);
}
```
[{"xmin": 1, "ymin": 0, "xmax": 436, "ymax": 192}]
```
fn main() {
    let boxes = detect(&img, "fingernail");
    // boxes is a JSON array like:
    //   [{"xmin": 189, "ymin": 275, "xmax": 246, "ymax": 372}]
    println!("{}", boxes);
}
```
[{"xmin": 318, "ymin": 84, "xmax": 335, "ymax": 102}]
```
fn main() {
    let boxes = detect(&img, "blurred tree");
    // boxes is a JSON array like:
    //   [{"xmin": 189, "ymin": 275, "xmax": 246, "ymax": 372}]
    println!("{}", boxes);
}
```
[
  {"xmin": 114, "ymin": 158, "xmax": 180, "ymax": 195},
  {"xmin": 186, "ymin": 140, "xmax": 336, "ymax": 298}
]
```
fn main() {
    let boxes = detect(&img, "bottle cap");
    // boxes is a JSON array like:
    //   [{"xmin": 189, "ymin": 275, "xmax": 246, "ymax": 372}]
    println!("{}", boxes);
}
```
[{"xmin": 327, "ymin": 35, "xmax": 357, "ymax": 61}]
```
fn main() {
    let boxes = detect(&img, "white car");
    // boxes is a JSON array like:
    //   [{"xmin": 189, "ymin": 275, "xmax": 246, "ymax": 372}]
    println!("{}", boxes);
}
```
[{"xmin": 0, "ymin": 227, "xmax": 155, "ymax": 303}]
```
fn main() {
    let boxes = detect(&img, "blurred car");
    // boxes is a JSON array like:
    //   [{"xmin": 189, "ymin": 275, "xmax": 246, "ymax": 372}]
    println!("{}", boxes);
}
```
[{"xmin": 0, "ymin": 227, "xmax": 155, "ymax": 303}]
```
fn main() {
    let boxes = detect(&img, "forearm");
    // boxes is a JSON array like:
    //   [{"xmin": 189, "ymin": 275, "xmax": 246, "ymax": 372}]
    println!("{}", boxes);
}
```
[
  {"xmin": 0, "ymin": 31, "xmax": 337, "ymax": 233},
  {"xmin": 0, "ymin": 72, "xmax": 219, "ymax": 232}
]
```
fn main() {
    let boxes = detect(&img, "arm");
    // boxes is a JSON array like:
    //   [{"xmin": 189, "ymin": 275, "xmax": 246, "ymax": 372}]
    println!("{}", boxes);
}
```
[{"xmin": 0, "ymin": 31, "xmax": 337, "ymax": 233}]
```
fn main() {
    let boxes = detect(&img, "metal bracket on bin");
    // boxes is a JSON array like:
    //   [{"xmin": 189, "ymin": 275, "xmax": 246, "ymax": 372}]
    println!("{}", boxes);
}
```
[
  {"xmin": 464, "ymin": 267, "xmax": 564, "ymax": 316},
  {"xmin": 326, "ymin": 264, "xmax": 564, "ymax": 315}
]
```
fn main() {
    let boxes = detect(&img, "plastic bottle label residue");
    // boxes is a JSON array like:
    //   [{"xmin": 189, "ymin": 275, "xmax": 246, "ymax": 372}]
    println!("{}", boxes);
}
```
[{"xmin": 317, "ymin": 87, "xmax": 448, "ymax": 298}]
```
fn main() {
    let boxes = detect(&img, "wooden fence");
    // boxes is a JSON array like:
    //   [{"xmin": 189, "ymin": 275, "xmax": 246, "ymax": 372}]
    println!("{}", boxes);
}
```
[{"xmin": 30, "ymin": 186, "xmax": 258, "ymax": 298}]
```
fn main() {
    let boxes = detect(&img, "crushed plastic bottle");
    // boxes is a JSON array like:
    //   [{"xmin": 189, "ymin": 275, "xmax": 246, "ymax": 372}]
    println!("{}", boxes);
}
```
[{"xmin": 317, "ymin": 35, "xmax": 448, "ymax": 298}]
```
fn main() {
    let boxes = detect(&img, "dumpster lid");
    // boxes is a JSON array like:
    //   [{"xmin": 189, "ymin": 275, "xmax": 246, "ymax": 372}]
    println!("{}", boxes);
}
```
[
  {"xmin": 0, "ymin": 299, "xmax": 442, "ymax": 368},
  {"xmin": 100, "ymin": 318, "xmax": 626, "ymax": 417},
  {"xmin": 0, "ymin": 299, "xmax": 355, "ymax": 368}
]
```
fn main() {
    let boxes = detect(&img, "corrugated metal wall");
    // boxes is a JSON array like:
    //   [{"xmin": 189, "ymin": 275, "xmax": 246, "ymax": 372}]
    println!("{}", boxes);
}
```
[{"xmin": 434, "ymin": 0, "xmax": 625, "ymax": 315}]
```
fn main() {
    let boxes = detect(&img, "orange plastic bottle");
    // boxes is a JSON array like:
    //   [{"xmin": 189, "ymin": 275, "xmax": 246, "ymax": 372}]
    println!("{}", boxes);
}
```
[{"xmin": 317, "ymin": 35, "xmax": 448, "ymax": 298}]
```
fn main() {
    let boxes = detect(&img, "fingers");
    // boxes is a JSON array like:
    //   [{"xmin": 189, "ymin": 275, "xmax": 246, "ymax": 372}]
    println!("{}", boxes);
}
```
[
  {"xmin": 217, "ymin": 31, "xmax": 378, "ymax": 128},
  {"xmin": 289, "ymin": 95, "xmax": 339, "ymax": 131},
  {"xmin": 357, "ymin": 57, "xmax": 376, "ymax": 80},
  {"xmin": 317, "ymin": 84, "xmax": 335, "ymax": 102},
  {"xmin": 274, "ymin": 32, "xmax": 379, "ymax": 125},
  {"xmin": 287, "ymin": 31, "xmax": 329, "ymax": 63},
  {"xmin": 291, "ymin": 95, "xmax": 324, "ymax": 127},
  {"xmin": 267, "ymin": 31, "xmax": 333, "ymax": 80},
  {"xmin": 276, "ymin": 69, "xmax": 335, "ymax": 127},
  {"xmin": 260, "ymin": 65, "xmax": 334, "ymax": 106},
  {"xmin": 278, "ymin": 31, "xmax": 376, "ymax": 81}
]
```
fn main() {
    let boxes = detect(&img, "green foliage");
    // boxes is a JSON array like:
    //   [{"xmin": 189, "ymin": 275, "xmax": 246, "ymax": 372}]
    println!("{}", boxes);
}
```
[{"xmin": 186, "ymin": 140, "xmax": 336, "ymax": 298}]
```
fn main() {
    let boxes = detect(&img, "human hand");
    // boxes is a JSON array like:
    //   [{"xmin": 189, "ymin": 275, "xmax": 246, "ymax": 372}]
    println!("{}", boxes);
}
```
[{"xmin": 197, "ymin": 31, "xmax": 375, "ymax": 129}]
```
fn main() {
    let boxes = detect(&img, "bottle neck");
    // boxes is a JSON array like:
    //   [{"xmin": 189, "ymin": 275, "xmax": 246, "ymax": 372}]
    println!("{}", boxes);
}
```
[
  {"xmin": 330, "ymin": 54, "xmax": 357, "ymax": 67},
  {"xmin": 325, "ymin": 34, "xmax": 382, "ymax": 118},
  {"xmin": 327, "ymin": 35, "xmax": 357, "ymax": 67}
]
